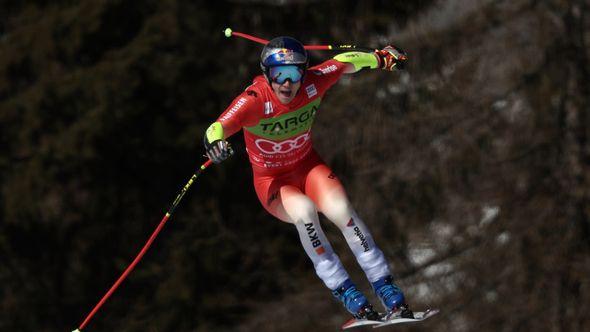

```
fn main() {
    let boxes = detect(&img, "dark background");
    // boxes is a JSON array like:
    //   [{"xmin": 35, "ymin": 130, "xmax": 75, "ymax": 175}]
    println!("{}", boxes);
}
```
[{"xmin": 1, "ymin": 1, "xmax": 589, "ymax": 331}]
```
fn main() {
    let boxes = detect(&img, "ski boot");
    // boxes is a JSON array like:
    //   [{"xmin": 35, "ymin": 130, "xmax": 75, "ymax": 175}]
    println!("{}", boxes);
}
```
[
  {"xmin": 332, "ymin": 279, "xmax": 380, "ymax": 320},
  {"xmin": 372, "ymin": 275, "xmax": 414, "ymax": 319}
]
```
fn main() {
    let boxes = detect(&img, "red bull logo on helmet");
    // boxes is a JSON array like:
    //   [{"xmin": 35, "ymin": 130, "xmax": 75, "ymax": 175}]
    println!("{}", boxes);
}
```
[{"xmin": 273, "ymin": 48, "xmax": 295, "ymax": 62}]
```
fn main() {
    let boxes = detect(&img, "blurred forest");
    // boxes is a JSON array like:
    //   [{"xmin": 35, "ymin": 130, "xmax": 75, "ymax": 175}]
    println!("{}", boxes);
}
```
[{"xmin": 1, "ymin": 0, "xmax": 589, "ymax": 331}]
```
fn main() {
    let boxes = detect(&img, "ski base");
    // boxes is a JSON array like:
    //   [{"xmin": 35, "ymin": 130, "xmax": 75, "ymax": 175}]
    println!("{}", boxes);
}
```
[
  {"xmin": 342, "ymin": 308, "xmax": 439, "ymax": 330},
  {"xmin": 342, "ymin": 317, "xmax": 383, "ymax": 329},
  {"xmin": 374, "ymin": 308, "xmax": 439, "ymax": 328}
]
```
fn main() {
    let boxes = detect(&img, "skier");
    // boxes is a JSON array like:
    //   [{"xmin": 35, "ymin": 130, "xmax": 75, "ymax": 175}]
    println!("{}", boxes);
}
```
[{"xmin": 203, "ymin": 36, "xmax": 410, "ymax": 321}]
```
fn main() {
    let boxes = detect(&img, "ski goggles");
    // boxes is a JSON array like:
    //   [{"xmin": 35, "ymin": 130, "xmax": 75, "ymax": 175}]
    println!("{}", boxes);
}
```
[{"xmin": 268, "ymin": 65, "xmax": 304, "ymax": 84}]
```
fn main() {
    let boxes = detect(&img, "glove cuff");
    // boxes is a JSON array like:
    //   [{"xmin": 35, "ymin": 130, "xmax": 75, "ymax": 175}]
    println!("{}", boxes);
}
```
[
  {"xmin": 333, "ymin": 51, "xmax": 380, "ymax": 71},
  {"xmin": 204, "ymin": 122, "xmax": 224, "ymax": 149}
]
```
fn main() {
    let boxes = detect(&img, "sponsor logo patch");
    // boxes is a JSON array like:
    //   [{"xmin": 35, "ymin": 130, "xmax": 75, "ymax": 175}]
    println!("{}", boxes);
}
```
[
  {"xmin": 305, "ymin": 222, "xmax": 325, "ymax": 255},
  {"xmin": 255, "ymin": 132, "xmax": 310, "ymax": 155},
  {"xmin": 348, "ymin": 218, "xmax": 370, "ymax": 252},
  {"xmin": 305, "ymin": 84, "xmax": 317, "ymax": 98},
  {"xmin": 319, "ymin": 64, "xmax": 338, "ymax": 74},
  {"xmin": 275, "ymin": 48, "xmax": 295, "ymax": 62},
  {"xmin": 245, "ymin": 99, "xmax": 321, "ymax": 140},
  {"xmin": 220, "ymin": 97, "xmax": 247, "ymax": 122},
  {"xmin": 347, "ymin": 218, "xmax": 355, "ymax": 227}
]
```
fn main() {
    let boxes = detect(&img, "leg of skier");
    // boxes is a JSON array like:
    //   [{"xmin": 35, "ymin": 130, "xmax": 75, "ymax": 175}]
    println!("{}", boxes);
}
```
[
  {"xmin": 305, "ymin": 164, "xmax": 412, "ymax": 317},
  {"xmin": 253, "ymin": 174, "xmax": 378, "ymax": 319},
  {"xmin": 277, "ymin": 185, "xmax": 350, "ymax": 290}
]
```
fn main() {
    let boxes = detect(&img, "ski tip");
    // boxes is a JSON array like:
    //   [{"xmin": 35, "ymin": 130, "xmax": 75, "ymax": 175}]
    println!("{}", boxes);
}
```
[
  {"xmin": 425, "ymin": 308, "xmax": 440, "ymax": 317},
  {"xmin": 342, "ymin": 318, "xmax": 356, "ymax": 330},
  {"xmin": 342, "ymin": 318, "xmax": 383, "ymax": 330},
  {"xmin": 72, "ymin": 329, "xmax": 81, "ymax": 332}
]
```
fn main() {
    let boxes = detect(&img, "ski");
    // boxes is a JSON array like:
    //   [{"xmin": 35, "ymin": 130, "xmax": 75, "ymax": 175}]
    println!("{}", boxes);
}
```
[
  {"xmin": 373, "ymin": 308, "xmax": 439, "ymax": 328},
  {"xmin": 341, "ymin": 308, "xmax": 439, "ymax": 330}
]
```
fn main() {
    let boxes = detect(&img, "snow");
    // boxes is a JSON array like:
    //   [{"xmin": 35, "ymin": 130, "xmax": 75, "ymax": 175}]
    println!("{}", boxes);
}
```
[
  {"xmin": 496, "ymin": 232, "xmax": 511, "ymax": 246},
  {"xmin": 480, "ymin": 205, "xmax": 500, "ymax": 227}
]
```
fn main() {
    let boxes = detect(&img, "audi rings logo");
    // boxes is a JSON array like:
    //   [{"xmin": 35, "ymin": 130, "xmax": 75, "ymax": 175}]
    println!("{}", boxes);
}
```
[{"xmin": 255, "ymin": 133, "xmax": 310, "ymax": 154}]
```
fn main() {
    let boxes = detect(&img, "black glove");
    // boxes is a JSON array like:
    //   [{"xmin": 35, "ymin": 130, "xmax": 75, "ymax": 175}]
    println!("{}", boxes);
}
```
[{"xmin": 204, "ymin": 139, "xmax": 233, "ymax": 164}]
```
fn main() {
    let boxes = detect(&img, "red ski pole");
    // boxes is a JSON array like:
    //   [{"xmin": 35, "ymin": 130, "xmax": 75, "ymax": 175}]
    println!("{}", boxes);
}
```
[
  {"xmin": 223, "ymin": 27, "xmax": 377, "ymax": 52},
  {"xmin": 73, "ymin": 159, "xmax": 214, "ymax": 332}
]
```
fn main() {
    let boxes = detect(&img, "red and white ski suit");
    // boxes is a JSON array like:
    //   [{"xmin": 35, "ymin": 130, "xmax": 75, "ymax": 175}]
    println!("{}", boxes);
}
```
[{"xmin": 213, "ymin": 59, "xmax": 390, "ymax": 290}]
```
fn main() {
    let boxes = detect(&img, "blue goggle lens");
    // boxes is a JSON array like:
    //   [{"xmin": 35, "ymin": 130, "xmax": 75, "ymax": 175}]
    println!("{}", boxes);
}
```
[{"xmin": 269, "ymin": 65, "xmax": 303, "ymax": 84}]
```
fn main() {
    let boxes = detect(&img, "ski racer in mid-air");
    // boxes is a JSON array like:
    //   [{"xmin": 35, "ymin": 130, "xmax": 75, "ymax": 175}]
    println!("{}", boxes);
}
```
[{"xmin": 203, "ymin": 36, "xmax": 410, "ymax": 321}]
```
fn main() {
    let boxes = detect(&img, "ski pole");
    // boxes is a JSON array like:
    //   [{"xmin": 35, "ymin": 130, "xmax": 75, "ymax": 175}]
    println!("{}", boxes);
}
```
[
  {"xmin": 223, "ymin": 27, "xmax": 377, "ymax": 52},
  {"xmin": 73, "ymin": 159, "xmax": 214, "ymax": 332}
]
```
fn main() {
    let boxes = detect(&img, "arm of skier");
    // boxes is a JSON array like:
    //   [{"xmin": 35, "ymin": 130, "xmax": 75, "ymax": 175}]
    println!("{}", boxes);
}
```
[
  {"xmin": 311, "ymin": 46, "xmax": 407, "ymax": 92},
  {"xmin": 203, "ymin": 90, "xmax": 260, "ymax": 163},
  {"xmin": 334, "ymin": 45, "xmax": 407, "ymax": 73}
]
